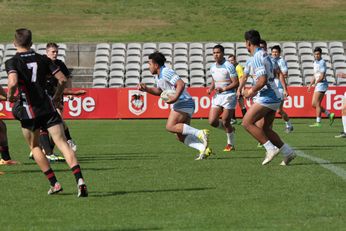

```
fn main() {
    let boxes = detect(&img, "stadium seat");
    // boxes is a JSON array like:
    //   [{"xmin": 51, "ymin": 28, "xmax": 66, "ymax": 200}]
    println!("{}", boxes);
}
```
[
  {"xmin": 174, "ymin": 43, "xmax": 188, "ymax": 50},
  {"xmin": 142, "ymin": 49, "xmax": 156, "ymax": 57},
  {"xmin": 174, "ymin": 56, "xmax": 188, "ymax": 64},
  {"xmin": 174, "ymin": 63, "xmax": 188, "ymax": 71},
  {"xmin": 111, "ymin": 49, "xmax": 126, "ymax": 57},
  {"xmin": 141, "ymin": 70, "xmax": 152, "ymax": 79},
  {"xmin": 110, "ymin": 63, "xmax": 125, "ymax": 72},
  {"xmin": 301, "ymin": 63, "xmax": 314, "ymax": 71},
  {"xmin": 36, "ymin": 43, "xmax": 46, "ymax": 55},
  {"xmin": 328, "ymin": 41, "xmax": 343, "ymax": 50},
  {"xmin": 221, "ymin": 42, "xmax": 235, "ymax": 50},
  {"xmin": 282, "ymin": 42, "xmax": 297, "ymax": 49},
  {"xmin": 287, "ymin": 76, "xmax": 303, "ymax": 86},
  {"xmin": 141, "ymin": 77, "xmax": 156, "ymax": 87},
  {"xmin": 0, "ymin": 44, "xmax": 4, "ymax": 52},
  {"xmin": 92, "ymin": 78, "xmax": 108, "ymax": 88},
  {"xmin": 268, "ymin": 42, "xmax": 281, "ymax": 50},
  {"xmin": 125, "ymin": 77, "xmax": 140, "ymax": 87},
  {"xmin": 159, "ymin": 48, "xmax": 172, "ymax": 57},
  {"xmin": 205, "ymin": 55, "xmax": 215, "ymax": 64},
  {"xmin": 127, "ymin": 49, "xmax": 141, "ymax": 57},
  {"xmin": 285, "ymin": 55, "xmax": 299, "ymax": 63},
  {"xmin": 236, "ymin": 48, "xmax": 250, "ymax": 56},
  {"xmin": 165, "ymin": 56, "xmax": 173, "ymax": 65},
  {"xmin": 332, "ymin": 54, "xmax": 346, "ymax": 62},
  {"xmin": 93, "ymin": 70, "xmax": 108, "ymax": 79},
  {"xmin": 143, "ymin": 43, "xmax": 157, "ymax": 50},
  {"xmin": 189, "ymin": 63, "xmax": 204, "ymax": 71},
  {"xmin": 125, "ymin": 70, "xmax": 140, "ymax": 79},
  {"xmin": 158, "ymin": 43, "xmax": 173, "ymax": 50},
  {"xmin": 235, "ymin": 42, "xmax": 246, "ymax": 49},
  {"xmin": 303, "ymin": 69, "xmax": 314, "ymax": 78},
  {"xmin": 176, "ymin": 69, "xmax": 189, "ymax": 79},
  {"xmin": 5, "ymin": 43, "xmax": 16, "ymax": 51},
  {"xmin": 190, "ymin": 43, "xmax": 204, "ymax": 50},
  {"xmin": 337, "ymin": 76, "xmax": 346, "ymax": 85},
  {"xmin": 111, "ymin": 56, "xmax": 125, "ymax": 64},
  {"xmin": 205, "ymin": 62, "xmax": 213, "ymax": 71},
  {"xmin": 126, "ymin": 63, "xmax": 140, "ymax": 72},
  {"xmin": 322, "ymin": 54, "xmax": 331, "ymax": 63},
  {"xmin": 95, "ymin": 56, "xmax": 109, "ymax": 64},
  {"xmin": 224, "ymin": 48, "xmax": 235, "ymax": 56},
  {"xmin": 283, "ymin": 47, "xmax": 297, "ymax": 56},
  {"xmin": 287, "ymin": 62, "xmax": 300, "ymax": 70},
  {"xmin": 298, "ymin": 48, "xmax": 313, "ymax": 56},
  {"xmin": 109, "ymin": 78, "xmax": 124, "ymax": 88},
  {"xmin": 333, "ymin": 62, "xmax": 346, "ymax": 71},
  {"xmin": 93, "ymin": 63, "xmax": 109, "ymax": 72},
  {"xmin": 109, "ymin": 70, "xmax": 124, "ymax": 79},
  {"xmin": 127, "ymin": 43, "xmax": 141, "ymax": 51},
  {"xmin": 189, "ymin": 56, "xmax": 204, "ymax": 64},
  {"xmin": 236, "ymin": 55, "xmax": 249, "ymax": 66},
  {"xmin": 112, "ymin": 43, "xmax": 126, "ymax": 51},
  {"xmin": 330, "ymin": 47, "xmax": 345, "ymax": 55},
  {"xmin": 189, "ymin": 49, "xmax": 203, "ymax": 57},
  {"xmin": 96, "ymin": 43, "xmax": 111, "ymax": 51},
  {"xmin": 304, "ymin": 76, "xmax": 314, "ymax": 85},
  {"xmin": 205, "ymin": 42, "xmax": 218, "ymax": 50},
  {"xmin": 95, "ymin": 49, "xmax": 110, "ymax": 57},
  {"xmin": 0, "ymin": 71, "xmax": 7, "ymax": 79},
  {"xmin": 0, "ymin": 78, "xmax": 8, "ymax": 87},
  {"xmin": 326, "ymin": 76, "xmax": 336, "ymax": 86},
  {"xmin": 206, "ymin": 76, "xmax": 212, "ymax": 86},
  {"xmin": 206, "ymin": 70, "xmax": 212, "ymax": 79},
  {"xmin": 298, "ymin": 42, "xmax": 312, "ymax": 49},
  {"xmin": 174, "ymin": 49, "xmax": 188, "ymax": 57},
  {"xmin": 313, "ymin": 42, "xmax": 328, "ymax": 49},
  {"xmin": 300, "ymin": 55, "xmax": 314, "ymax": 64},
  {"xmin": 141, "ymin": 63, "xmax": 149, "ymax": 71},
  {"xmin": 190, "ymin": 77, "xmax": 205, "ymax": 87},
  {"xmin": 288, "ymin": 69, "xmax": 302, "ymax": 78},
  {"xmin": 4, "ymin": 49, "xmax": 16, "ymax": 59},
  {"xmin": 127, "ymin": 56, "xmax": 141, "ymax": 64},
  {"xmin": 57, "ymin": 43, "xmax": 67, "ymax": 51}
]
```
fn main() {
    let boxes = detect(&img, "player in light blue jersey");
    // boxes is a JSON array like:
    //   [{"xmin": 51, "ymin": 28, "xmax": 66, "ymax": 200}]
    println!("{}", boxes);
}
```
[
  {"xmin": 271, "ymin": 45, "xmax": 293, "ymax": 133},
  {"xmin": 208, "ymin": 45, "xmax": 239, "ymax": 152},
  {"xmin": 137, "ymin": 52, "xmax": 212, "ymax": 160},
  {"xmin": 335, "ymin": 72, "xmax": 346, "ymax": 138},
  {"xmin": 241, "ymin": 30, "xmax": 295, "ymax": 166},
  {"xmin": 308, "ymin": 47, "xmax": 335, "ymax": 127}
]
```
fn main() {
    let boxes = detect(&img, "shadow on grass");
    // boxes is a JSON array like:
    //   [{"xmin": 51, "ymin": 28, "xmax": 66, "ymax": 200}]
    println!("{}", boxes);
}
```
[
  {"xmin": 210, "ymin": 156, "xmax": 262, "ymax": 160},
  {"xmin": 90, "ymin": 186, "xmax": 216, "ymax": 198},
  {"xmin": 78, "ymin": 228, "xmax": 162, "ymax": 231},
  {"xmin": 4, "ymin": 167, "xmax": 116, "ymax": 174},
  {"xmin": 291, "ymin": 161, "xmax": 346, "ymax": 166}
]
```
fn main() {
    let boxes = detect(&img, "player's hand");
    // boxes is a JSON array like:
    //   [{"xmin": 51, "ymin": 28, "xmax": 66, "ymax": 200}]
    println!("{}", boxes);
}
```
[
  {"xmin": 165, "ymin": 94, "xmax": 177, "ymax": 104},
  {"xmin": 236, "ymin": 89, "xmax": 242, "ymax": 99},
  {"xmin": 207, "ymin": 88, "xmax": 212, "ymax": 95},
  {"xmin": 215, "ymin": 87, "xmax": 223, "ymax": 94},
  {"xmin": 284, "ymin": 90, "xmax": 289, "ymax": 98},
  {"xmin": 76, "ymin": 90, "xmax": 87, "ymax": 95},
  {"xmin": 137, "ymin": 83, "xmax": 147, "ymax": 92},
  {"xmin": 6, "ymin": 94, "xmax": 18, "ymax": 103},
  {"xmin": 307, "ymin": 85, "xmax": 311, "ymax": 93},
  {"xmin": 243, "ymin": 88, "xmax": 255, "ymax": 98}
]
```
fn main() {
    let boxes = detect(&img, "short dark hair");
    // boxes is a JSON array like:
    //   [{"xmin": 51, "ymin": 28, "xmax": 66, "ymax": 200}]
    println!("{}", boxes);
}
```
[
  {"xmin": 260, "ymin": 39, "xmax": 267, "ymax": 47},
  {"xmin": 244, "ymin": 30, "xmax": 261, "ymax": 46},
  {"xmin": 46, "ymin": 42, "xmax": 59, "ymax": 49},
  {"xmin": 15, "ymin": 28, "xmax": 32, "ymax": 48},
  {"xmin": 271, "ymin": 45, "xmax": 281, "ymax": 53},
  {"xmin": 148, "ymin": 52, "xmax": 166, "ymax": 67},
  {"xmin": 213, "ymin": 44, "xmax": 224, "ymax": 54},
  {"xmin": 314, "ymin": 47, "xmax": 322, "ymax": 54},
  {"xmin": 228, "ymin": 54, "xmax": 235, "ymax": 59}
]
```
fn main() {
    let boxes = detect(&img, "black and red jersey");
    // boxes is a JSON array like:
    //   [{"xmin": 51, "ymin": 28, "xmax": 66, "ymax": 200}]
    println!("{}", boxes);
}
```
[
  {"xmin": 45, "ymin": 58, "xmax": 70, "ymax": 97},
  {"xmin": 5, "ymin": 50, "xmax": 60, "ymax": 119}
]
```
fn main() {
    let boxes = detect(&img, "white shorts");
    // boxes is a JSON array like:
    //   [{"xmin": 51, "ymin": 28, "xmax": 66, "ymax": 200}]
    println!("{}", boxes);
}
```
[
  {"xmin": 212, "ymin": 93, "xmax": 237, "ymax": 110},
  {"xmin": 254, "ymin": 97, "xmax": 281, "ymax": 111},
  {"xmin": 314, "ymin": 82, "xmax": 328, "ymax": 92},
  {"xmin": 173, "ymin": 99, "xmax": 195, "ymax": 117}
]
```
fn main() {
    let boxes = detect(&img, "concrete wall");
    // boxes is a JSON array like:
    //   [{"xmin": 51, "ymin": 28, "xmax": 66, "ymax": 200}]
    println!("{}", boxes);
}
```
[{"xmin": 65, "ymin": 43, "xmax": 96, "ymax": 68}]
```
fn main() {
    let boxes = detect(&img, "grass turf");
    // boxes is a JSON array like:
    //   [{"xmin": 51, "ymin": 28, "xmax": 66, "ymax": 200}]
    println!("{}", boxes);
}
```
[{"xmin": 0, "ymin": 118, "xmax": 345, "ymax": 231}]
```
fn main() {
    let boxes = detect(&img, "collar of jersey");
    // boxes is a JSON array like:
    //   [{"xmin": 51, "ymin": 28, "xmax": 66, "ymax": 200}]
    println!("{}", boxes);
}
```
[
  {"xmin": 215, "ymin": 58, "xmax": 226, "ymax": 67},
  {"xmin": 158, "ymin": 65, "xmax": 166, "ymax": 79}
]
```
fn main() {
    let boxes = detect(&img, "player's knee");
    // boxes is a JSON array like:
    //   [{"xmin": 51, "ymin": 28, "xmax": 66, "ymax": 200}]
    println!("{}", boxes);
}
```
[
  {"xmin": 221, "ymin": 120, "xmax": 229, "ymax": 128},
  {"xmin": 176, "ymin": 134, "xmax": 185, "ymax": 142},
  {"xmin": 209, "ymin": 119, "xmax": 219, "ymax": 127}
]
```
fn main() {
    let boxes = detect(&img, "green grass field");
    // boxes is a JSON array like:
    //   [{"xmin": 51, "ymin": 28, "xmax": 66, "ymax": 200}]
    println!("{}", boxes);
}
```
[
  {"xmin": 0, "ymin": 119, "xmax": 345, "ymax": 231},
  {"xmin": 0, "ymin": 0, "xmax": 345, "ymax": 42}
]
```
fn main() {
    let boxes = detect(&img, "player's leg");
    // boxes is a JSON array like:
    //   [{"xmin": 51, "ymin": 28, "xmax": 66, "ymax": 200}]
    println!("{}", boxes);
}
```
[
  {"xmin": 38, "ymin": 128, "xmax": 64, "ymax": 162},
  {"xmin": 239, "ymin": 96, "xmax": 247, "ymax": 117},
  {"xmin": 57, "ymin": 108, "xmax": 77, "ymax": 151},
  {"xmin": 22, "ymin": 127, "xmax": 62, "ymax": 194},
  {"xmin": 0, "ymin": 120, "xmax": 18, "ymax": 165},
  {"xmin": 277, "ymin": 101, "xmax": 293, "ymax": 133},
  {"xmin": 221, "ymin": 108, "xmax": 235, "ymax": 151},
  {"xmin": 208, "ymin": 106, "xmax": 223, "ymax": 128},
  {"xmin": 310, "ymin": 91, "xmax": 323, "ymax": 126}
]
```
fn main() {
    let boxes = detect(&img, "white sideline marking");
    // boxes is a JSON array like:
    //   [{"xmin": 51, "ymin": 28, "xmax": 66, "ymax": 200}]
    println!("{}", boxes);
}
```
[{"xmin": 295, "ymin": 149, "xmax": 346, "ymax": 182}]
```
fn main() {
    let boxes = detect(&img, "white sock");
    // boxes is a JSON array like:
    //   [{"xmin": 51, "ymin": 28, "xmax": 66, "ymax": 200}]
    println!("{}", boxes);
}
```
[
  {"xmin": 285, "ymin": 120, "xmax": 292, "ymax": 128},
  {"xmin": 263, "ymin": 140, "xmax": 277, "ymax": 152},
  {"xmin": 280, "ymin": 143, "xmax": 294, "ymax": 157},
  {"xmin": 184, "ymin": 135, "xmax": 204, "ymax": 152},
  {"xmin": 342, "ymin": 116, "xmax": 346, "ymax": 133},
  {"xmin": 325, "ymin": 110, "xmax": 330, "ymax": 117},
  {"xmin": 316, "ymin": 117, "xmax": 321, "ymax": 123},
  {"xmin": 182, "ymin": 124, "xmax": 199, "ymax": 137},
  {"xmin": 217, "ymin": 120, "xmax": 224, "ymax": 130},
  {"xmin": 226, "ymin": 132, "xmax": 235, "ymax": 145}
]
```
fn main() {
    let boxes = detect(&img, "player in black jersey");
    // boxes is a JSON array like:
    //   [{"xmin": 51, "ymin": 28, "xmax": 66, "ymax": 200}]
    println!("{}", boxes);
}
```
[
  {"xmin": 6, "ymin": 28, "xmax": 87, "ymax": 197},
  {"xmin": 31, "ymin": 43, "xmax": 86, "ymax": 162},
  {"xmin": 0, "ymin": 86, "xmax": 19, "ymax": 165}
]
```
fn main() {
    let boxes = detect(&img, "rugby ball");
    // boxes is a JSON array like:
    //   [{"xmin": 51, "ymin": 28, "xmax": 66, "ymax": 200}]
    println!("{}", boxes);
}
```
[{"xmin": 160, "ymin": 89, "xmax": 176, "ymax": 102}]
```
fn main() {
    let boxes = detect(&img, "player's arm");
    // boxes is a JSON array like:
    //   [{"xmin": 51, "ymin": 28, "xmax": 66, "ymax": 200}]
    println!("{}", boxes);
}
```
[
  {"xmin": 243, "ymin": 75, "xmax": 266, "ymax": 98},
  {"xmin": 278, "ymin": 70, "xmax": 289, "ymax": 97},
  {"xmin": 207, "ymin": 78, "xmax": 215, "ymax": 95},
  {"xmin": 0, "ymin": 85, "xmax": 7, "ymax": 101},
  {"xmin": 7, "ymin": 72, "xmax": 18, "ymax": 102},
  {"xmin": 52, "ymin": 71, "xmax": 67, "ymax": 104},
  {"xmin": 237, "ymin": 72, "xmax": 248, "ymax": 98},
  {"xmin": 137, "ymin": 83, "xmax": 162, "ymax": 96},
  {"xmin": 166, "ymin": 79, "xmax": 185, "ymax": 104}
]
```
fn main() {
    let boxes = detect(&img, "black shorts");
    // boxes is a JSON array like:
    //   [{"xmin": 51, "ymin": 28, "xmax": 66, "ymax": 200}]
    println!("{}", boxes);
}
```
[{"xmin": 20, "ymin": 112, "xmax": 63, "ymax": 132}]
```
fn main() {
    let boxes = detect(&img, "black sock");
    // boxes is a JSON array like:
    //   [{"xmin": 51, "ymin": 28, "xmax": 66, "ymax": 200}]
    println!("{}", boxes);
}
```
[
  {"xmin": 40, "ymin": 130, "xmax": 53, "ymax": 155},
  {"xmin": 44, "ymin": 168, "xmax": 58, "ymax": 186},
  {"xmin": 0, "ymin": 146, "xmax": 11, "ymax": 161},
  {"xmin": 65, "ymin": 128, "xmax": 72, "ymax": 141},
  {"xmin": 241, "ymin": 108, "xmax": 247, "ymax": 117},
  {"xmin": 71, "ymin": 164, "xmax": 83, "ymax": 183}
]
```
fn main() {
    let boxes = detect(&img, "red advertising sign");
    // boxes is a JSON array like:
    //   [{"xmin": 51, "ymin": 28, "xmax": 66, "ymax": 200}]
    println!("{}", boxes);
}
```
[{"xmin": 0, "ymin": 87, "xmax": 345, "ymax": 119}]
